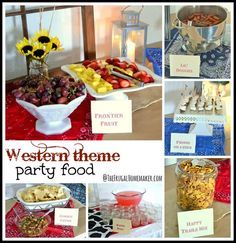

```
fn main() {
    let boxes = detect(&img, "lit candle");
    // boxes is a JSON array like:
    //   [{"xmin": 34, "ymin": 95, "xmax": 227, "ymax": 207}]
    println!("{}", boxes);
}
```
[
  {"xmin": 126, "ymin": 39, "xmax": 135, "ymax": 62},
  {"xmin": 112, "ymin": 34, "xmax": 121, "ymax": 57}
]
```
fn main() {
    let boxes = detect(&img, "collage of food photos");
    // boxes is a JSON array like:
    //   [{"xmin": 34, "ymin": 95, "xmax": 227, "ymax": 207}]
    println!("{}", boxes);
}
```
[{"xmin": 2, "ymin": 2, "xmax": 233, "ymax": 241}]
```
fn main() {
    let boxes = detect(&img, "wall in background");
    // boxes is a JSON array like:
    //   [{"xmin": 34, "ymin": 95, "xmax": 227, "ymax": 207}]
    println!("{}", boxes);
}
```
[
  {"xmin": 164, "ymin": 81, "xmax": 195, "ymax": 115},
  {"xmin": 5, "ymin": 5, "xmax": 162, "ymax": 80},
  {"xmin": 5, "ymin": 6, "xmax": 84, "ymax": 80},
  {"xmin": 128, "ymin": 6, "xmax": 162, "ymax": 44}
]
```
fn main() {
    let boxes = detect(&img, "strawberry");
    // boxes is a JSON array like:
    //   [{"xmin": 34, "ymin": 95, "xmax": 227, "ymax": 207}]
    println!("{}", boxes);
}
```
[
  {"xmin": 96, "ymin": 69, "xmax": 109, "ymax": 79},
  {"xmin": 88, "ymin": 61, "xmax": 99, "ymax": 70},
  {"xmin": 128, "ymin": 62, "xmax": 139, "ymax": 72},
  {"xmin": 140, "ymin": 75, "xmax": 150, "ymax": 83},
  {"xmin": 112, "ymin": 83, "xmax": 120, "ymax": 89},
  {"xmin": 113, "ymin": 61, "xmax": 119, "ymax": 67},
  {"xmin": 110, "ymin": 79, "xmax": 119, "ymax": 84},
  {"xmin": 105, "ymin": 75, "xmax": 116, "ymax": 83},
  {"xmin": 103, "ymin": 73, "xmax": 110, "ymax": 80},
  {"xmin": 116, "ymin": 62, "xmax": 127, "ymax": 69},
  {"xmin": 146, "ymin": 74, "xmax": 154, "ymax": 82},
  {"xmin": 133, "ymin": 71, "xmax": 142, "ymax": 79},
  {"xmin": 117, "ymin": 78, "xmax": 124, "ymax": 83},
  {"xmin": 119, "ymin": 79, "xmax": 130, "ymax": 88},
  {"xmin": 96, "ymin": 69, "xmax": 103, "ymax": 75},
  {"xmin": 82, "ymin": 60, "xmax": 91, "ymax": 67},
  {"xmin": 141, "ymin": 70, "xmax": 147, "ymax": 75},
  {"xmin": 105, "ymin": 58, "xmax": 113, "ymax": 64},
  {"xmin": 113, "ymin": 58, "xmax": 120, "ymax": 63},
  {"xmin": 99, "ymin": 67, "xmax": 109, "ymax": 77}
]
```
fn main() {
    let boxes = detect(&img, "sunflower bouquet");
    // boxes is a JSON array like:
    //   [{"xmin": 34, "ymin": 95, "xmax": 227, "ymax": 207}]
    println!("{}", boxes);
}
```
[{"xmin": 16, "ymin": 29, "xmax": 63, "ymax": 76}]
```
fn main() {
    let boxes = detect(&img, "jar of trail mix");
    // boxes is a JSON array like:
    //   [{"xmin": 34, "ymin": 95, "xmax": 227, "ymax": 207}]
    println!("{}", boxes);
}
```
[{"xmin": 175, "ymin": 159, "xmax": 218, "ymax": 210}]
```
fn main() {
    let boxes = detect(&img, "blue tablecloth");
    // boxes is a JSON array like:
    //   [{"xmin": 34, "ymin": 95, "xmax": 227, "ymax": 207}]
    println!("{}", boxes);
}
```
[
  {"xmin": 165, "ymin": 118, "xmax": 225, "ymax": 156},
  {"xmin": 63, "ymin": 183, "xmax": 86, "ymax": 205},
  {"xmin": 146, "ymin": 48, "xmax": 162, "ymax": 76},
  {"xmin": 165, "ymin": 29, "xmax": 231, "ymax": 79}
]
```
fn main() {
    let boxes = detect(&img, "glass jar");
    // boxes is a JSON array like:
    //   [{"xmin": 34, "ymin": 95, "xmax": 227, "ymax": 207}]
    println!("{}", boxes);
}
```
[
  {"xmin": 111, "ymin": 208, "xmax": 121, "ymax": 219},
  {"xmin": 29, "ymin": 60, "xmax": 49, "ymax": 77},
  {"xmin": 88, "ymin": 184, "xmax": 100, "ymax": 207},
  {"xmin": 175, "ymin": 159, "xmax": 218, "ymax": 210},
  {"xmin": 140, "ymin": 213, "xmax": 149, "ymax": 226},
  {"xmin": 131, "ymin": 213, "xmax": 140, "ymax": 227}
]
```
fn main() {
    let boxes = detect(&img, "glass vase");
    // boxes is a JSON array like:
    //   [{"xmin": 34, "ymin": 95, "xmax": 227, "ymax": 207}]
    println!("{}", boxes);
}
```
[{"xmin": 29, "ymin": 60, "xmax": 49, "ymax": 77}]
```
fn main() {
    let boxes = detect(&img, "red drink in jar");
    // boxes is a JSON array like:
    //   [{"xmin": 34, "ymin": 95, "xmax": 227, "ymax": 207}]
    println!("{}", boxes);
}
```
[{"xmin": 113, "ymin": 190, "xmax": 145, "ymax": 206}]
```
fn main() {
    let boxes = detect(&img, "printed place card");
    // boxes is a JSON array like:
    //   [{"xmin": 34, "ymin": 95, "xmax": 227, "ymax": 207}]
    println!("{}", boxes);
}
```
[
  {"xmin": 54, "ymin": 208, "xmax": 79, "ymax": 226},
  {"xmin": 113, "ymin": 218, "xmax": 132, "ymax": 234},
  {"xmin": 91, "ymin": 100, "xmax": 132, "ymax": 133},
  {"xmin": 170, "ymin": 54, "xmax": 200, "ymax": 77},
  {"xmin": 177, "ymin": 208, "xmax": 214, "ymax": 238},
  {"xmin": 170, "ymin": 133, "xmax": 196, "ymax": 153}
]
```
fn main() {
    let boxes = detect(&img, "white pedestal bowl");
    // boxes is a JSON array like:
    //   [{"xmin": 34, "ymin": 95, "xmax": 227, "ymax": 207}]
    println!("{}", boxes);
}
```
[{"xmin": 16, "ymin": 90, "xmax": 87, "ymax": 135}]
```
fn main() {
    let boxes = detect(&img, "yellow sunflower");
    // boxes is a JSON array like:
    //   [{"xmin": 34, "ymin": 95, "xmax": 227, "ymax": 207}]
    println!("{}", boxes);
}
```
[
  {"xmin": 31, "ymin": 42, "xmax": 51, "ymax": 60},
  {"xmin": 16, "ymin": 38, "xmax": 33, "ymax": 56},
  {"xmin": 32, "ymin": 29, "xmax": 52, "ymax": 44},
  {"xmin": 50, "ymin": 37, "xmax": 63, "ymax": 51}
]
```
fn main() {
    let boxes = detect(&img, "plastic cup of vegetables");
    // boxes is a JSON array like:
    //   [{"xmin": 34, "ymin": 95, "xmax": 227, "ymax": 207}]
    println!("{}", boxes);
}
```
[
  {"xmin": 14, "ymin": 211, "xmax": 51, "ymax": 237},
  {"xmin": 112, "ymin": 189, "xmax": 146, "ymax": 207},
  {"xmin": 12, "ymin": 75, "xmax": 87, "ymax": 135}
]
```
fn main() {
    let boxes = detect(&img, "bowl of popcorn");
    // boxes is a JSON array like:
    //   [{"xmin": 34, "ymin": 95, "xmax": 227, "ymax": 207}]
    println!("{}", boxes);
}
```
[
  {"xmin": 175, "ymin": 159, "xmax": 218, "ymax": 210},
  {"xmin": 12, "ymin": 75, "xmax": 87, "ymax": 135}
]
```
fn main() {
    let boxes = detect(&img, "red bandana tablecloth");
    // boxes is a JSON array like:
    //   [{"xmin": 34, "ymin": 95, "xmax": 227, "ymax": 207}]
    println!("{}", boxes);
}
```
[
  {"xmin": 6, "ymin": 83, "xmax": 103, "ymax": 140},
  {"xmin": 6, "ymin": 199, "xmax": 75, "ymax": 238},
  {"xmin": 214, "ymin": 159, "xmax": 231, "ymax": 203}
]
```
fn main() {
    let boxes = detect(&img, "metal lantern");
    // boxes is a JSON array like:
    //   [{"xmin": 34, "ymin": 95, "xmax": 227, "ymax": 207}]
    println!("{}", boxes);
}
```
[{"xmin": 111, "ymin": 6, "xmax": 148, "ymax": 64}]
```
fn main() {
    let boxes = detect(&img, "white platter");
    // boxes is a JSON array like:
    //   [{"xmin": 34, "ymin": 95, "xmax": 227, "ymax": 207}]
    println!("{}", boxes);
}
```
[
  {"xmin": 16, "ymin": 184, "xmax": 71, "ymax": 211},
  {"xmin": 61, "ymin": 57, "xmax": 162, "ymax": 99}
]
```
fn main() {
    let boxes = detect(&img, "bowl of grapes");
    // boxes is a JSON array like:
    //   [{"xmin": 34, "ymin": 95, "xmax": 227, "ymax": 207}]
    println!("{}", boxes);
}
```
[{"xmin": 12, "ymin": 75, "xmax": 87, "ymax": 135}]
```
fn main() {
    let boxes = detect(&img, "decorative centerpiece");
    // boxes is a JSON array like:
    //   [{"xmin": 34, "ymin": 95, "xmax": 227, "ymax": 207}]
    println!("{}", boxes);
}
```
[
  {"xmin": 16, "ymin": 29, "xmax": 63, "ymax": 77},
  {"xmin": 111, "ymin": 6, "xmax": 148, "ymax": 64},
  {"xmin": 13, "ymin": 26, "xmax": 87, "ymax": 135}
]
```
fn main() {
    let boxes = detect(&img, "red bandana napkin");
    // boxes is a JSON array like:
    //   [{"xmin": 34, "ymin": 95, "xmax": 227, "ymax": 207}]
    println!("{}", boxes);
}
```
[
  {"xmin": 5, "ymin": 199, "xmax": 75, "ymax": 238},
  {"xmin": 6, "ymin": 83, "xmax": 103, "ymax": 140},
  {"xmin": 214, "ymin": 159, "xmax": 231, "ymax": 203}
]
